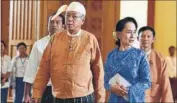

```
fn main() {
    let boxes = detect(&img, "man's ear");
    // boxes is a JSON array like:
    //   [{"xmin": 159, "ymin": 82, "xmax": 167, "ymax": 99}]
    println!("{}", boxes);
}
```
[
  {"xmin": 152, "ymin": 37, "xmax": 156, "ymax": 42},
  {"xmin": 81, "ymin": 17, "xmax": 85, "ymax": 25},
  {"xmin": 152, "ymin": 37, "xmax": 156, "ymax": 43}
]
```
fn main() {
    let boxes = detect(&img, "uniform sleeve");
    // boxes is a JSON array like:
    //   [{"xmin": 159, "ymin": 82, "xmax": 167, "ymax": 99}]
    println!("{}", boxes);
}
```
[
  {"xmin": 90, "ymin": 36, "xmax": 105, "ymax": 103},
  {"xmin": 23, "ymin": 42, "xmax": 39, "ymax": 83},
  {"xmin": 10, "ymin": 57, "xmax": 17, "ymax": 73},
  {"xmin": 32, "ymin": 43, "xmax": 51, "ymax": 99},
  {"xmin": 9, "ymin": 57, "xmax": 17, "ymax": 87},
  {"xmin": 7, "ymin": 56, "xmax": 12, "ymax": 72},
  {"xmin": 160, "ymin": 59, "xmax": 174, "ymax": 102},
  {"xmin": 128, "ymin": 52, "xmax": 151, "ymax": 102}
]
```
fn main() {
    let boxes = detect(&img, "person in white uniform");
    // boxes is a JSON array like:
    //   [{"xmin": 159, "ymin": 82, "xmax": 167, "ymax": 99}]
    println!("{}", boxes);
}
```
[
  {"xmin": 10, "ymin": 42, "xmax": 29, "ymax": 103},
  {"xmin": 23, "ymin": 12, "xmax": 65, "ymax": 103},
  {"xmin": 1, "ymin": 40, "xmax": 12, "ymax": 103}
]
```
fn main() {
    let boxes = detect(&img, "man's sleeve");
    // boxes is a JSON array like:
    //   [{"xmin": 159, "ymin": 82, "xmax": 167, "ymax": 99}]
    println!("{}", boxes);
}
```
[
  {"xmin": 161, "ymin": 59, "xmax": 174, "ymax": 102},
  {"xmin": 90, "ymin": 36, "xmax": 105, "ymax": 103},
  {"xmin": 23, "ymin": 43, "xmax": 39, "ymax": 84},
  {"xmin": 32, "ymin": 43, "xmax": 51, "ymax": 98}
]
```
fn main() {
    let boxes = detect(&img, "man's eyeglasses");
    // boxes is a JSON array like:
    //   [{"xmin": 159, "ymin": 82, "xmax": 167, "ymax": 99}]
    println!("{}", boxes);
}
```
[{"xmin": 65, "ymin": 14, "xmax": 84, "ymax": 20}]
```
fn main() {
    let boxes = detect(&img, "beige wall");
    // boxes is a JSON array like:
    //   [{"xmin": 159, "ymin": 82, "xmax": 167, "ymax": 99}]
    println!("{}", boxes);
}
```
[{"xmin": 154, "ymin": 1, "xmax": 176, "ymax": 56}]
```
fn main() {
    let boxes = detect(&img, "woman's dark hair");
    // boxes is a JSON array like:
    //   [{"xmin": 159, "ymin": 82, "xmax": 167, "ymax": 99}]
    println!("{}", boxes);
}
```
[
  {"xmin": 17, "ymin": 42, "xmax": 27, "ymax": 49},
  {"xmin": 115, "ymin": 17, "xmax": 138, "ymax": 47},
  {"xmin": 138, "ymin": 26, "xmax": 155, "ymax": 37},
  {"xmin": 1, "ymin": 40, "xmax": 6, "ymax": 48}
]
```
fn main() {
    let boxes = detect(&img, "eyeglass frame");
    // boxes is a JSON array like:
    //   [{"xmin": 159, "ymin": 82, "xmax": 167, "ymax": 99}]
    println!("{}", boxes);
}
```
[{"xmin": 65, "ymin": 13, "xmax": 85, "ymax": 21}]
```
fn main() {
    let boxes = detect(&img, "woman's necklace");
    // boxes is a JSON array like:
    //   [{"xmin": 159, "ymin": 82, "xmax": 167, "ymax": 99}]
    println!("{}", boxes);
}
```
[{"xmin": 20, "ymin": 57, "xmax": 27, "ymax": 69}]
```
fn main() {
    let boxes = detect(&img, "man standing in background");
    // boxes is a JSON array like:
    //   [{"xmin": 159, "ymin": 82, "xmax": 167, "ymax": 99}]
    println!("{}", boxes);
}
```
[
  {"xmin": 23, "ymin": 11, "xmax": 65, "ymax": 103},
  {"xmin": 138, "ymin": 26, "xmax": 173, "ymax": 102},
  {"xmin": 166, "ymin": 46, "xmax": 177, "ymax": 102}
]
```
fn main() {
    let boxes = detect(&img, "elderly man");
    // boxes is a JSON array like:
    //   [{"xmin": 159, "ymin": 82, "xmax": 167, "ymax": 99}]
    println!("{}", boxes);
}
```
[
  {"xmin": 23, "ymin": 12, "xmax": 65, "ymax": 103},
  {"xmin": 32, "ymin": 2, "xmax": 105, "ymax": 103},
  {"xmin": 138, "ymin": 26, "xmax": 173, "ymax": 102}
]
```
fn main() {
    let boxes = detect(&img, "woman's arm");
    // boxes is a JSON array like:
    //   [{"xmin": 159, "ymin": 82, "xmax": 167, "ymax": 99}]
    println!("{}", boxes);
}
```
[
  {"xmin": 128, "ymin": 52, "xmax": 151, "ymax": 102},
  {"xmin": 104, "ymin": 53, "xmax": 128, "ymax": 97}
]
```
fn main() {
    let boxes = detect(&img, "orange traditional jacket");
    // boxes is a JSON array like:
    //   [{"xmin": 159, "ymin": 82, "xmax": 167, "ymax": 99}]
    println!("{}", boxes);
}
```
[
  {"xmin": 145, "ymin": 50, "xmax": 173, "ymax": 102},
  {"xmin": 32, "ymin": 30, "xmax": 105, "ymax": 102}
]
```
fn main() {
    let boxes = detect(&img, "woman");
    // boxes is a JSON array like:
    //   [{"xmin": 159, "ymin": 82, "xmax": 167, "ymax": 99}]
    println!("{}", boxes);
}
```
[
  {"xmin": 1, "ymin": 40, "xmax": 12, "ymax": 103},
  {"xmin": 104, "ymin": 17, "xmax": 151, "ymax": 102},
  {"xmin": 11, "ymin": 42, "xmax": 29, "ymax": 103}
]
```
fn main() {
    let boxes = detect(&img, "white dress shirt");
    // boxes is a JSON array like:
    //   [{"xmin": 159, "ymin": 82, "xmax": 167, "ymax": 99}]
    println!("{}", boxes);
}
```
[
  {"xmin": 23, "ymin": 35, "xmax": 51, "ymax": 85},
  {"xmin": 11, "ymin": 56, "xmax": 29, "ymax": 77},
  {"xmin": 166, "ymin": 56, "xmax": 176, "ymax": 78},
  {"xmin": 1, "ymin": 55, "xmax": 12, "ymax": 88}
]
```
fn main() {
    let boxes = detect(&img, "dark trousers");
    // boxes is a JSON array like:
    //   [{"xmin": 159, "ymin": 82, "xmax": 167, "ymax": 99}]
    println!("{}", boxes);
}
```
[
  {"xmin": 170, "ymin": 78, "xmax": 177, "ymax": 101},
  {"xmin": 1, "ymin": 88, "xmax": 8, "ymax": 103},
  {"xmin": 53, "ymin": 93, "xmax": 95, "ymax": 103},
  {"xmin": 41, "ymin": 86, "xmax": 53, "ymax": 103},
  {"xmin": 14, "ymin": 77, "xmax": 25, "ymax": 103}
]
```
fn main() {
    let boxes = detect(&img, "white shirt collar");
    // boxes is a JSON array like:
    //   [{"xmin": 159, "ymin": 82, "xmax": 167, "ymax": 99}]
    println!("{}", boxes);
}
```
[
  {"xmin": 48, "ymin": 32, "xmax": 57, "ymax": 39},
  {"xmin": 47, "ymin": 35, "xmax": 50, "ymax": 39},
  {"xmin": 146, "ymin": 49, "xmax": 152, "ymax": 56},
  {"xmin": 67, "ymin": 29, "xmax": 82, "ymax": 37}
]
